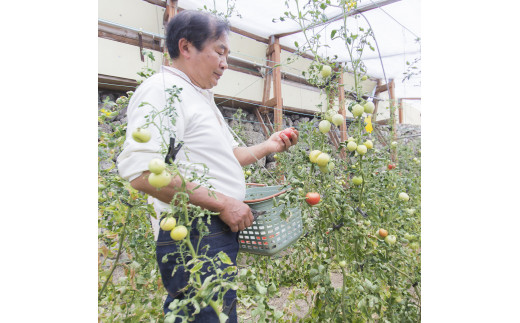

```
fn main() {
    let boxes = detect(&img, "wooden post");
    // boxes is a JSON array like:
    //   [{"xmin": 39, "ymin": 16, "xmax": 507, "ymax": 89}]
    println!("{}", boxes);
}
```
[
  {"xmin": 372, "ymin": 79, "xmax": 382, "ymax": 122},
  {"xmin": 398, "ymin": 98, "xmax": 403, "ymax": 124},
  {"xmin": 388, "ymin": 79, "xmax": 397, "ymax": 162},
  {"xmin": 338, "ymin": 67, "xmax": 347, "ymax": 159},
  {"xmin": 261, "ymin": 54, "xmax": 274, "ymax": 114},
  {"xmin": 271, "ymin": 36, "xmax": 283, "ymax": 132},
  {"xmin": 162, "ymin": 0, "xmax": 178, "ymax": 66}
]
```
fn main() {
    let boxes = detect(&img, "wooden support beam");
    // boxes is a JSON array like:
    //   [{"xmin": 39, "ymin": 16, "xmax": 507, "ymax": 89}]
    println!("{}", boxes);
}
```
[
  {"xmin": 272, "ymin": 36, "xmax": 283, "ymax": 131},
  {"xmin": 388, "ymin": 79, "xmax": 397, "ymax": 162},
  {"xmin": 337, "ymin": 69, "xmax": 347, "ymax": 159},
  {"xmin": 162, "ymin": 0, "xmax": 178, "ymax": 66},
  {"xmin": 372, "ymin": 79, "xmax": 382, "ymax": 122},
  {"xmin": 253, "ymin": 107, "xmax": 271, "ymax": 138},
  {"xmin": 398, "ymin": 98, "xmax": 403, "ymax": 124},
  {"xmin": 375, "ymin": 83, "xmax": 390, "ymax": 94},
  {"xmin": 328, "ymin": 131, "xmax": 340, "ymax": 150},
  {"xmin": 98, "ymin": 74, "xmax": 138, "ymax": 91},
  {"xmin": 98, "ymin": 20, "xmax": 162, "ymax": 52}
]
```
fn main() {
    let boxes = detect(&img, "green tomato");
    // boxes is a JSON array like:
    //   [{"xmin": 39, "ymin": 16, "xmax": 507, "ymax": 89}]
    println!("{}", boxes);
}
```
[
  {"xmin": 347, "ymin": 137, "xmax": 355, "ymax": 142},
  {"xmin": 309, "ymin": 150, "xmax": 322, "ymax": 163},
  {"xmin": 352, "ymin": 104, "xmax": 364, "ymax": 117},
  {"xmin": 316, "ymin": 153, "xmax": 331, "ymax": 167},
  {"xmin": 331, "ymin": 113, "xmax": 344, "ymax": 126},
  {"xmin": 347, "ymin": 141, "xmax": 357, "ymax": 152},
  {"xmin": 364, "ymin": 101, "xmax": 375, "ymax": 114},
  {"xmin": 273, "ymin": 154, "xmax": 279, "ymax": 161},
  {"xmin": 409, "ymin": 242, "xmax": 420, "ymax": 250},
  {"xmin": 148, "ymin": 171, "xmax": 172, "ymax": 188},
  {"xmin": 132, "ymin": 127, "xmax": 151, "ymax": 143},
  {"xmin": 148, "ymin": 158, "xmax": 166, "ymax": 175},
  {"xmin": 404, "ymin": 233, "xmax": 415, "ymax": 241},
  {"xmin": 352, "ymin": 176, "xmax": 363, "ymax": 186},
  {"xmin": 321, "ymin": 65, "xmax": 332, "ymax": 78},
  {"xmin": 319, "ymin": 120, "xmax": 331, "ymax": 134},
  {"xmin": 170, "ymin": 225, "xmax": 188, "ymax": 241},
  {"xmin": 398, "ymin": 192, "xmax": 410, "ymax": 202},
  {"xmin": 160, "ymin": 217, "xmax": 176, "ymax": 231},
  {"xmin": 323, "ymin": 109, "xmax": 335, "ymax": 122},
  {"xmin": 327, "ymin": 161, "xmax": 335, "ymax": 171},
  {"xmin": 385, "ymin": 235, "xmax": 397, "ymax": 245},
  {"xmin": 245, "ymin": 170, "xmax": 252, "ymax": 176},
  {"xmin": 364, "ymin": 140, "xmax": 373, "ymax": 149},
  {"xmin": 338, "ymin": 260, "xmax": 347, "ymax": 268},
  {"xmin": 391, "ymin": 141, "xmax": 398, "ymax": 148},
  {"xmin": 356, "ymin": 145, "xmax": 367, "ymax": 155},
  {"xmin": 361, "ymin": 75, "xmax": 368, "ymax": 81}
]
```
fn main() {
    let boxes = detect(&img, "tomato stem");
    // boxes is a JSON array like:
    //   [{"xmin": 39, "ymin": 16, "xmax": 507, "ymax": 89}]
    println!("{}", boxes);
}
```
[{"xmin": 98, "ymin": 200, "xmax": 133, "ymax": 300}]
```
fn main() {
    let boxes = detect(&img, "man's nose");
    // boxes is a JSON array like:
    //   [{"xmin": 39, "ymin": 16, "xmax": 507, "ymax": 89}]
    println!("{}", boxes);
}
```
[{"xmin": 220, "ymin": 56, "xmax": 228, "ymax": 69}]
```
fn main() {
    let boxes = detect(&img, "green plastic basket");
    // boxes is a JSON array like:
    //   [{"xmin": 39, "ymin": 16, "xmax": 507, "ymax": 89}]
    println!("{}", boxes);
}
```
[{"xmin": 239, "ymin": 184, "xmax": 303, "ymax": 256}]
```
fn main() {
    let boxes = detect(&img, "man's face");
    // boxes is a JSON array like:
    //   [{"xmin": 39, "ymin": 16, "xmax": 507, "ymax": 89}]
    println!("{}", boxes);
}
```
[{"xmin": 189, "ymin": 34, "xmax": 230, "ymax": 89}]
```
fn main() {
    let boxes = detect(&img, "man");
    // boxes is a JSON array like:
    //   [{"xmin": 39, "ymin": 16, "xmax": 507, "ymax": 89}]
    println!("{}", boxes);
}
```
[{"xmin": 117, "ymin": 10, "xmax": 298, "ymax": 322}]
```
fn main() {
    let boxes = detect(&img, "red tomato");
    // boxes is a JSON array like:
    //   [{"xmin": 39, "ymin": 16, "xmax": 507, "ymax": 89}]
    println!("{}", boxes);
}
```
[
  {"xmin": 388, "ymin": 164, "xmax": 395, "ymax": 170},
  {"xmin": 279, "ymin": 128, "xmax": 294, "ymax": 140},
  {"xmin": 305, "ymin": 192, "xmax": 320, "ymax": 206}
]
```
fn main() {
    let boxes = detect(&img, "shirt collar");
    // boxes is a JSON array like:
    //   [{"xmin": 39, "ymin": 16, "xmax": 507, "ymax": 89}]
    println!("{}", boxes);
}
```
[{"xmin": 161, "ymin": 65, "xmax": 214, "ymax": 99}]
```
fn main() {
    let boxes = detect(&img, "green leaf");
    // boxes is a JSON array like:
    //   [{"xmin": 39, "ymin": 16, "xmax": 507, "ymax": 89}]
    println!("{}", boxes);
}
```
[
  {"xmin": 190, "ymin": 261, "xmax": 204, "ymax": 274},
  {"xmin": 294, "ymin": 41, "xmax": 299, "ymax": 48},
  {"xmin": 256, "ymin": 281, "xmax": 267, "ymax": 295},
  {"xmin": 217, "ymin": 251, "xmax": 233, "ymax": 265},
  {"xmin": 331, "ymin": 29, "xmax": 337, "ymax": 39}
]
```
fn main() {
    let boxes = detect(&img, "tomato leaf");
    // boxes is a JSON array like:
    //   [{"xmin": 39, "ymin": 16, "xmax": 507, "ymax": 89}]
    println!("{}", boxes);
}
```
[{"xmin": 217, "ymin": 251, "xmax": 233, "ymax": 265}]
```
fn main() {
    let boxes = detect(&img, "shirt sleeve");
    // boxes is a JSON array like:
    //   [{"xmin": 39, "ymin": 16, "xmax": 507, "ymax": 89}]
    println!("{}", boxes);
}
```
[{"xmin": 117, "ymin": 76, "xmax": 185, "ymax": 182}]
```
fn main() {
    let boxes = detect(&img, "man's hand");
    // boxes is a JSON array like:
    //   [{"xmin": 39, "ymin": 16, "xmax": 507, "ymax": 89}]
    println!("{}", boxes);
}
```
[
  {"xmin": 217, "ymin": 196, "xmax": 255, "ymax": 232},
  {"xmin": 267, "ymin": 128, "xmax": 300, "ymax": 153}
]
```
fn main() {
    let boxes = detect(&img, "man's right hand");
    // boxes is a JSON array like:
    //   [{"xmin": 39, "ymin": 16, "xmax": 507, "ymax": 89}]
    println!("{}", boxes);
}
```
[{"xmin": 217, "ymin": 196, "xmax": 254, "ymax": 232}]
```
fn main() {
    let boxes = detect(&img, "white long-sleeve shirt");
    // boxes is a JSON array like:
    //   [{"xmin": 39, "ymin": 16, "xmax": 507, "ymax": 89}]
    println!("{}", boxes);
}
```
[{"xmin": 117, "ymin": 66, "xmax": 246, "ymax": 227}]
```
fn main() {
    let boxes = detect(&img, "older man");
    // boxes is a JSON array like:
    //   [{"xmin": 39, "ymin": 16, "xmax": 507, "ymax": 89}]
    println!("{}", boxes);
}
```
[{"xmin": 117, "ymin": 10, "xmax": 298, "ymax": 322}]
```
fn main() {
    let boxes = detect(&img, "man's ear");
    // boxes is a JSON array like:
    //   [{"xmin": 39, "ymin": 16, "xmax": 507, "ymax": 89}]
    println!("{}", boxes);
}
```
[{"xmin": 177, "ymin": 38, "xmax": 192, "ymax": 59}]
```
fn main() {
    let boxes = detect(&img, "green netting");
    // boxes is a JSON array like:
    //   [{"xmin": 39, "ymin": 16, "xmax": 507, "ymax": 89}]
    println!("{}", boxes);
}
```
[{"xmin": 239, "ymin": 185, "xmax": 303, "ymax": 256}]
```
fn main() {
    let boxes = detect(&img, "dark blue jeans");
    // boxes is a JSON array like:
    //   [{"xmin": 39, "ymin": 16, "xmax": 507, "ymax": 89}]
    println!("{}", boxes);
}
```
[{"xmin": 156, "ymin": 214, "xmax": 239, "ymax": 322}]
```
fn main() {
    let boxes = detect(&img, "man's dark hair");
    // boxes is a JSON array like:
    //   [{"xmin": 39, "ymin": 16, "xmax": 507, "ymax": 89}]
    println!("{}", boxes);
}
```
[{"xmin": 166, "ymin": 10, "xmax": 230, "ymax": 59}]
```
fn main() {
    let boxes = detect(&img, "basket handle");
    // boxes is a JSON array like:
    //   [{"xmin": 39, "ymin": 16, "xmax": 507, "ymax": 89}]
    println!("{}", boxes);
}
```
[{"xmin": 243, "ymin": 189, "xmax": 288, "ymax": 204}]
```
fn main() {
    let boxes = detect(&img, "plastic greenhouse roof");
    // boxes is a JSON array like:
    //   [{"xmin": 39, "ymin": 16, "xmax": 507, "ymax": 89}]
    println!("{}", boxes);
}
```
[{"xmin": 180, "ymin": 0, "xmax": 421, "ymax": 101}]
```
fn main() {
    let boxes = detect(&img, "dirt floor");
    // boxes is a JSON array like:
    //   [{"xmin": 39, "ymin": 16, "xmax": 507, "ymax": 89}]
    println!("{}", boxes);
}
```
[{"xmin": 237, "ymin": 271, "xmax": 344, "ymax": 321}]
